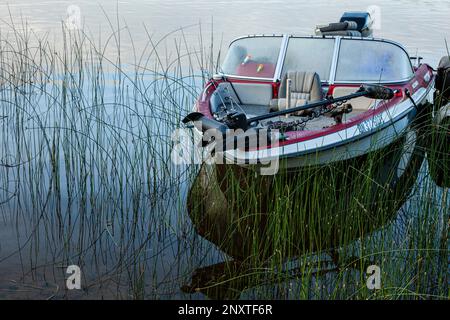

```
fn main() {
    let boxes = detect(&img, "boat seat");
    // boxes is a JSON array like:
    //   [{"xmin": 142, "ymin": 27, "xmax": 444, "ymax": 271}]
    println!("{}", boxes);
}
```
[{"xmin": 269, "ymin": 71, "xmax": 323, "ymax": 115}]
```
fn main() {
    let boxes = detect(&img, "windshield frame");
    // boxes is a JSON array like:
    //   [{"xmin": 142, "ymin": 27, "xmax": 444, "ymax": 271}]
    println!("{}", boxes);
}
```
[{"xmin": 218, "ymin": 35, "xmax": 415, "ymax": 84}]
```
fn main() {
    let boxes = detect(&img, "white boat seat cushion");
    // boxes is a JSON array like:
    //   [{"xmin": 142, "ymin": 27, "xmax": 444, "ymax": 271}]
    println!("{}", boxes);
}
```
[{"xmin": 270, "ymin": 71, "xmax": 323, "ymax": 115}]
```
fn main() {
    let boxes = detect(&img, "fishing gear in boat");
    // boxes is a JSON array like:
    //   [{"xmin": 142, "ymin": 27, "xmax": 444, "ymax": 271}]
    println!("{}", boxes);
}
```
[
  {"xmin": 267, "ymin": 101, "xmax": 353, "ymax": 131},
  {"xmin": 404, "ymin": 89, "xmax": 419, "ymax": 111},
  {"xmin": 183, "ymin": 84, "xmax": 394, "ymax": 151},
  {"xmin": 183, "ymin": 84, "xmax": 394, "ymax": 132}
]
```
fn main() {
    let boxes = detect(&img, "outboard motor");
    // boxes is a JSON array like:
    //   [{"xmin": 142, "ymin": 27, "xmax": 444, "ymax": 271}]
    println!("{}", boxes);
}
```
[
  {"xmin": 429, "ymin": 55, "xmax": 450, "ymax": 188},
  {"xmin": 315, "ymin": 12, "xmax": 373, "ymax": 37},
  {"xmin": 435, "ymin": 55, "xmax": 450, "ymax": 106}
]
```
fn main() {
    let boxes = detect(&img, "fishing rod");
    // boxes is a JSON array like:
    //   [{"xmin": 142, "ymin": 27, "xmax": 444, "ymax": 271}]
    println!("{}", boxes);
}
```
[{"xmin": 183, "ymin": 84, "xmax": 394, "ymax": 133}]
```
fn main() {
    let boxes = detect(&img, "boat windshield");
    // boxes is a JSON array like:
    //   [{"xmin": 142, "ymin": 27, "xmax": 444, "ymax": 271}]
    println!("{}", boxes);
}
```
[
  {"xmin": 221, "ymin": 37, "xmax": 282, "ymax": 79},
  {"xmin": 335, "ymin": 39, "xmax": 414, "ymax": 82},
  {"xmin": 282, "ymin": 37, "xmax": 335, "ymax": 81},
  {"xmin": 221, "ymin": 36, "xmax": 414, "ymax": 83}
]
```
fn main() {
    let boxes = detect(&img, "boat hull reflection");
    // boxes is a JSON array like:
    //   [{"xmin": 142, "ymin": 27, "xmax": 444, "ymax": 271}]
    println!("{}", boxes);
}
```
[
  {"xmin": 184, "ymin": 115, "xmax": 429, "ymax": 298},
  {"xmin": 189, "ymin": 126, "xmax": 426, "ymax": 258}
]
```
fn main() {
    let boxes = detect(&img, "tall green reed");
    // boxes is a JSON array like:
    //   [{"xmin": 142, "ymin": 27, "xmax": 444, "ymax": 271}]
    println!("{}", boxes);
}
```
[{"xmin": 0, "ymin": 14, "xmax": 216, "ymax": 299}]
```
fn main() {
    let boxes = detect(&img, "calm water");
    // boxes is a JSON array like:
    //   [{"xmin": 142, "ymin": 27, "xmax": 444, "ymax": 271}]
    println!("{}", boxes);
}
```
[
  {"xmin": 1, "ymin": 0, "xmax": 450, "ymax": 66},
  {"xmin": 0, "ymin": 0, "xmax": 448, "ymax": 299}
]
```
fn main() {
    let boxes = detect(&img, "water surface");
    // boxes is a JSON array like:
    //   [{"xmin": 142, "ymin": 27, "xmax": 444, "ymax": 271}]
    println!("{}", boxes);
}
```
[{"xmin": 0, "ymin": 0, "xmax": 448, "ymax": 299}]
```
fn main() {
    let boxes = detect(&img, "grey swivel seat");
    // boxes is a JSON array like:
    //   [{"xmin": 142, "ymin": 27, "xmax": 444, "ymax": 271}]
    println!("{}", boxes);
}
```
[{"xmin": 270, "ymin": 71, "xmax": 323, "ymax": 116}]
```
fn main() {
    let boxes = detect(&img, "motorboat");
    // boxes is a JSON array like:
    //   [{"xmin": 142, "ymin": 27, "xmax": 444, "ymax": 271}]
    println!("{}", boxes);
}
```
[
  {"xmin": 181, "ymin": 15, "xmax": 446, "ymax": 290},
  {"xmin": 183, "ymin": 12, "xmax": 436, "ymax": 174},
  {"xmin": 181, "ymin": 15, "xmax": 446, "ymax": 295}
]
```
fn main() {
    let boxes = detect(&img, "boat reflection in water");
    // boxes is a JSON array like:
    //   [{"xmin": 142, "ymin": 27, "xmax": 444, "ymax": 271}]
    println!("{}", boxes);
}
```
[{"xmin": 183, "ymin": 114, "xmax": 430, "ymax": 299}]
